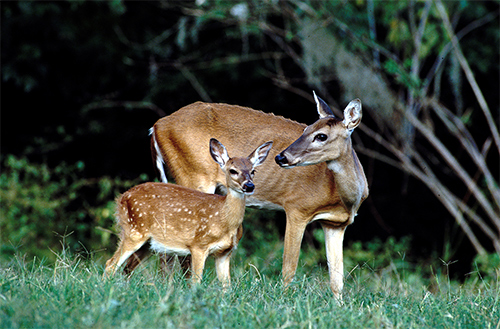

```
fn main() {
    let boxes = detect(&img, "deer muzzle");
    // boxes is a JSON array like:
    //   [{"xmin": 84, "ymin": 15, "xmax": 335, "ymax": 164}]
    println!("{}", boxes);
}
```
[{"xmin": 242, "ymin": 181, "xmax": 255, "ymax": 194}]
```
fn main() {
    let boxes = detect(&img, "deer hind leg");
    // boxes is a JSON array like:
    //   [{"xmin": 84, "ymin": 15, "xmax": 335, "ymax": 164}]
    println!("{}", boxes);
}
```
[
  {"xmin": 321, "ymin": 223, "xmax": 346, "ymax": 300},
  {"xmin": 123, "ymin": 244, "xmax": 150, "ymax": 275},
  {"xmin": 104, "ymin": 233, "xmax": 149, "ymax": 276},
  {"xmin": 281, "ymin": 212, "xmax": 308, "ymax": 287}
]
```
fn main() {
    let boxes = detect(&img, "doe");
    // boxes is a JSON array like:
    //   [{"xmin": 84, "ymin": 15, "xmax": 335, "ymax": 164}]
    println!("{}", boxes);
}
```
[
  {"xmin": 104, "ymin": 138, "xmax": 273, "ymax": 285},
  {"xmin": 149, "ymin": 93, "xmax": 368, "ymax": 298}
]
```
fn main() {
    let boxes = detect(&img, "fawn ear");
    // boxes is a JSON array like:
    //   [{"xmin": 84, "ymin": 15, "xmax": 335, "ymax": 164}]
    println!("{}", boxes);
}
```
[
  {"xmin": 313, "ymin": 91, "xmax": 335, "ymax": 119},
  {"xmin": 342, "ymin": 98, "xmax": 362, "ymax": 131},
  {"xmin": 210, "ymin": 138, "xmax": 230, "ymax": 168},
  {"xmin": 249, "ymin": 141, "xmax": 273, "ymax": 167}
]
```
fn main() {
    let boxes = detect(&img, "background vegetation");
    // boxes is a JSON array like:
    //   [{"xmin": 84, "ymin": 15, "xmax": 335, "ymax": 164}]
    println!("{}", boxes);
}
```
[{"xmin": 1, "ymin": 1, "xmax": 499, "ymax": 321}]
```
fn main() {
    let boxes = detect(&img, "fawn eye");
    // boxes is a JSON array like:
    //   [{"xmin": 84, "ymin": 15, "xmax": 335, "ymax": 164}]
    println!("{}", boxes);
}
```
[
  {"xmin": 229, "ymin": 169, "xmax": 238, "ymax": 176},
  {"xmin": 251, "ymin": 169, "xmax": 256, "ymax": 176},
  {"xmin": 314, "ymin": 133, "xmax": 328, "ymax": 142}
]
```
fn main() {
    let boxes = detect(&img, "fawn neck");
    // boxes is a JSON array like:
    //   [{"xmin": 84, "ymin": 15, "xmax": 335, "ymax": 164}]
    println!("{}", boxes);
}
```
[{"xmin": 220, "ymin": 188, "xmax": 246, "ymax": 229}]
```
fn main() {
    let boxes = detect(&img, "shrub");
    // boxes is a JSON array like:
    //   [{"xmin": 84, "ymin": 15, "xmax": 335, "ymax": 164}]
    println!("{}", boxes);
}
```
[{"xmin": 0, "ymin": 155, "xmax": 146, "ymax": 262}]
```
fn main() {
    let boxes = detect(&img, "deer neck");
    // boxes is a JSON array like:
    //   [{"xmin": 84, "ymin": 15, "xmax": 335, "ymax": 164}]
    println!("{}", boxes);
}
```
[
  {"xmin": 327, "ymin": 143, "xmax": 367, "ymax": 214},
  {"xmin": 221, "ymin": 188, "xmax": 246, "ymax": 229}
]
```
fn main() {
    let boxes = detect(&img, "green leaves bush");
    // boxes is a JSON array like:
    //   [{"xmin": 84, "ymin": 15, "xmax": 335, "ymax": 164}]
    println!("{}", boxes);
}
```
[{"xmin": 0, "ymin": 155, "xmax": 146, "ymax": 262}]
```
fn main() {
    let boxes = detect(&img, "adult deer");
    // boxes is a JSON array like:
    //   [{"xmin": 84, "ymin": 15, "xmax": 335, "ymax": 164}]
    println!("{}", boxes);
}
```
[
  {"xmin": 105, "ymin": 138, "xmax": 273, "ymax": 286},
  {"xmin": 150, "ymin": 93, "xmax": 368, "ymax": 297}
]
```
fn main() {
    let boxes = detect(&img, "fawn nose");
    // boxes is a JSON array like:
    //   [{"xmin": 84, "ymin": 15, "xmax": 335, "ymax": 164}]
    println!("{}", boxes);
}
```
[
  {"xmin": 275, "ymin": 152, "xmax": 288, "ymax": 166},
  {"xmin": 243, "ymin": 181, "xmax": 255, "ymax": 194}
]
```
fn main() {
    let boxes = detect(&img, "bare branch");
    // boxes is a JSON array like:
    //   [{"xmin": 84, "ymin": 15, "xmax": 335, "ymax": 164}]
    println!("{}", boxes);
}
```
[
  {"xmin": 435, "ymin": 0, "xmax": 500, "ymax": 154},
  {"xmin": 421, "ymin": 10, "xmax": 498, "ymax": 97},
  {"xmin": 400, "ymin": 149, "xmax": 487, "ymax": 255},
  {"xmin": 400, "ymin": 104, "xmax": 499, "ymax": 225},
  {"xmin": 82, "ymin": 100, "xmax": 166, "ymax": 117},
  {"xmin": 367, "ymin": 0, "xmax": 380, "ymax": 68},
  {"xmin": 174, "ymin": 62, "xmax": 212, "ymax": 102},
  {"xmin": 427, "ymin": 98, "xmax": 500, "ymax": 209}
]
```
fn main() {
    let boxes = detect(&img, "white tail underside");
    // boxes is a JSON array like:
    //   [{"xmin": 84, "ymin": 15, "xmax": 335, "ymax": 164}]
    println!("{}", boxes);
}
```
[{"xmin": 150, "ymin": 127, "xmax": 168, "ymax": 183}]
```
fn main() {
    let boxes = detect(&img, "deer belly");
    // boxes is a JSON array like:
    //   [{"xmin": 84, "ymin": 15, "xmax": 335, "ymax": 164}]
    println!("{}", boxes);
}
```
[
  {"xmin": 245, "ymin": 195, "xmax": 284, "ymax": 210},
  {"xmin": 311, "ymin": 211, "xmax": 351, "ymax": 224},
  {"xmin": 149, "ymin": 239, "xmax": 191, "ymax": 256}
]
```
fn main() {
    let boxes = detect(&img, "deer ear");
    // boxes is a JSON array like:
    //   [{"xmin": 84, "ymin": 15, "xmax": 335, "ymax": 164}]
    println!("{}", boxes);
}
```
[
  {"xmin": 210, "ymin": 138, "xmax": 230, "ymax": 168},
  {"xmin": 313, "ymin": 91, "xmax": 334, "ymax": 119},
  {"xmin": 249, "ymin": 141, "xmax": 273, "ymax": 167},
  {"xmin": 343, "ymin": 98, "xmax": 362, "ymax": 131}
]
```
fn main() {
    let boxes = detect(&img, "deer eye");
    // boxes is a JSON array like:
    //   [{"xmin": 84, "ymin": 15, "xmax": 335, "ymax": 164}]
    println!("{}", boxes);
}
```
[
  {"xmin": 229, "ymin": 169, "xmax": 238, "ymax": 176},
  {"xmin": 314, "ymin": 133, "xmax": 328, "ymax": 142},
  {"xmin": 251, "ymin": 169, "xmax": 256, "ymax": 176}
]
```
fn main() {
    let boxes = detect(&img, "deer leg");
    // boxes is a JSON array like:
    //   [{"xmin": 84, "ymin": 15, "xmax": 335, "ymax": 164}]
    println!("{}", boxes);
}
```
[
  {"xmin": 281, "ymin": 214, "xmax": 308, "ymax": 287},
  {"xmin": 189, "ymin": 249, "xmax": 208, "ymax": 284},
  {"xmin": 105, "ymin": 236, "xmax": 148, "ymax": 276},
  {"xmin": 321, "ymin": 223, "xmax": 346, "ymax": 299},
  {"xmin": 215, "ymin": 250, "xmax": 232, "ymax": 287},
  {"xmin": 123, "ymin": 244, "xmax": 150, "ymax": 275}
]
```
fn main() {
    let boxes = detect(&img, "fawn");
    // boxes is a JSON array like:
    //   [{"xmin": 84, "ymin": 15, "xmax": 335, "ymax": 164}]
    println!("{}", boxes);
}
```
[{"xmin": 105, "ymin": 138, "xmax": 273, "ymax": 285}]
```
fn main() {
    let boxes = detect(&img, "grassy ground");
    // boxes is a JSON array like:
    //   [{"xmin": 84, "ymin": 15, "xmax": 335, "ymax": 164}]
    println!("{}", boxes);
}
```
[{"xmin": 1, "ymin": 246, "xmax": 499, "ymax": 329}]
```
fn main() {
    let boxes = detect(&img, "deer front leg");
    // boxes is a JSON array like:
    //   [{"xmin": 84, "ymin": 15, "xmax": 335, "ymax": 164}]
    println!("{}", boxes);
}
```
[
  {"xmin": 282, "ymin": 215, "xmax": 308, "ymax": 287},
  {"xmin": 321, "ymin": 223, "xmax": 346, "ymax": 299},
  {"xmin": 215, "ymin": 251, "xmax": 232, "ymax": 288},
  {"xmin": 190, "ymin": 249, "xmax": 208, "ymax": 284}
]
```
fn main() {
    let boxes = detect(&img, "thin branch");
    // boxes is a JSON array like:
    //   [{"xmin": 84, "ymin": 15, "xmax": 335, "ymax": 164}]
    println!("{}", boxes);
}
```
[
  {"xmin": 427, "ymin": 98, "xmax": 500, "ymax": 209},
  {"xmin": 174, "ymin": 62, "xmax": 212, "ymax": 102},
  {"xmin": 367, "ymin": 0, "xmax": 380, "ymax": 68},
  {"xmin": 259, "ymin": 22, "xmax": 303, "ymax": 68},
  {"xmin": 261, "ymin": 70, "xmax": 317, "ymax": 103},
  {"xmin": 411, "ymin": 0, "xmax": 432, "ymax": 77},
  {"xmin": 325, "ymin": 15, "xmax": 402, "ymax": 65},
  {"xmin": 401, "ymin": 104, "xmax": 500, "ymax": 225},
  {"xmin": 82, "ymin": 100, "xmax": 166, "ymax": 117},
  {"xmin": 407, "ymin": 0, "xmax": 432, "ymax": 141},
  {"xmin": 168, "ymin": 52, "xmax": 285, "ymax": 71},
  {"xmin": 462, "ymin": 138, "xmax": 493, "ymax": 205},
  {"xmin": 435, "ymin": 0, "xmax": 500, "ymax": 155},
  {"xmin": 400, "ymin": 150, "xmax": 487, "ymax": 255},
  {"xmin": 411, "ymin": 148, "xmax": 497, "ymax": 244},
  {"xmin": 114, "ymin": 25, "xmax": 175, "ymax": 51},
  {"xmin": 421, "ymin": 10, "xmax": 498, "ymax": 99}
]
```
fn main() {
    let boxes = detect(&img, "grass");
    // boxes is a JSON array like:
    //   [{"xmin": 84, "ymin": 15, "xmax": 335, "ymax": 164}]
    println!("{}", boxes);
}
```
[{"xmin": 1, "ymin": 245, "xmax": 499, "ymax": 329}]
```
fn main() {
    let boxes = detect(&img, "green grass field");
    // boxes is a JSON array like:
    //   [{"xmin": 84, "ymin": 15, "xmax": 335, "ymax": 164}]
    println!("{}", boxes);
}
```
[{"xmin": 1, "ymin": 243, "xmax": 499, "ymax": 329}]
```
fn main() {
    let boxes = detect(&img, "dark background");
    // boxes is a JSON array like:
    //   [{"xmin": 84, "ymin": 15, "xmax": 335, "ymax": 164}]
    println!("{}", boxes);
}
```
[{"xmin": 2, "ymin": 1, "xmax": 498, "ymax": 277}]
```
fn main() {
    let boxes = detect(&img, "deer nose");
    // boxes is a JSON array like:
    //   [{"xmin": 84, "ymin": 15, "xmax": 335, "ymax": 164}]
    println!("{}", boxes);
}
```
[
  {"xmin": 243, "ymin": 181, "xmax": 255, "ymax": 193},
  {"xmin": 275, "ymin": 152, "xmax": 288, "ymax": 166}
]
